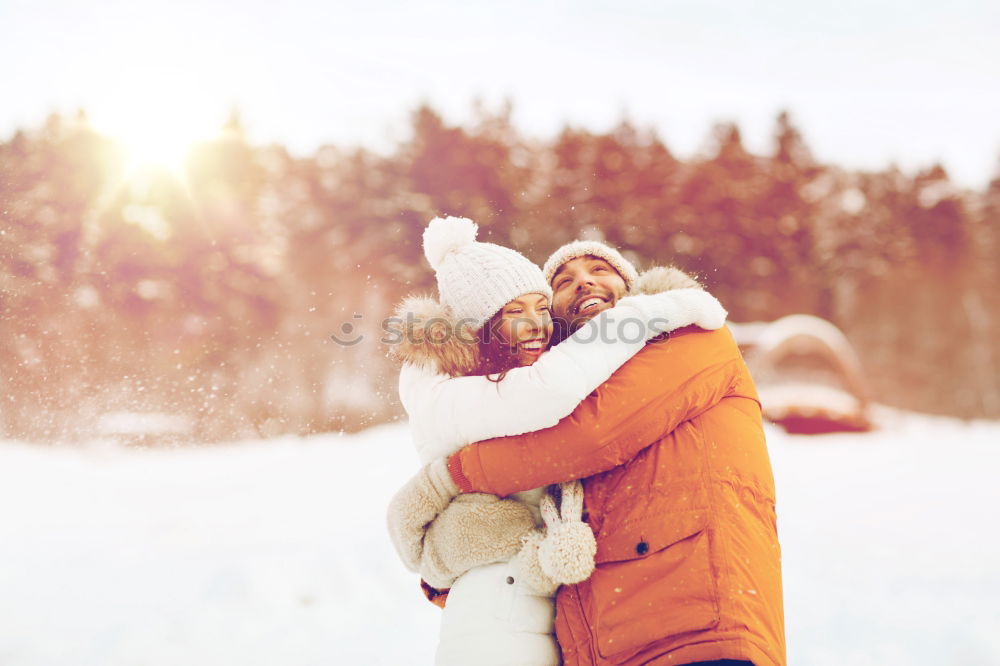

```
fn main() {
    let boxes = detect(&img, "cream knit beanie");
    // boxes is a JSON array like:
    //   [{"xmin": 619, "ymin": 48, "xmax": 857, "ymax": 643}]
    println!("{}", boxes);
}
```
[
  {"xmin": 542, "ymin": 240, "xmax": 640, "ymax": 290},
  {"xmin": 423, "ymin": 216, "xmax": 552, "ymax": 329}
]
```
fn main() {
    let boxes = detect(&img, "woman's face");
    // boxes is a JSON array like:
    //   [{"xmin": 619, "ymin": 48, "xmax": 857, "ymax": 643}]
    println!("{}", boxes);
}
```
[{"xmin": 494, "ymin": 293, "xmax": 553, "ymax": 366}]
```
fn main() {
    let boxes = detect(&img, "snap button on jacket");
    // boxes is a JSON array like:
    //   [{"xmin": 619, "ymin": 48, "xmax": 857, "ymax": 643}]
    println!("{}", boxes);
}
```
[{"xmin": 455, "ymin": 327, "xmax": 786, "ymax": 666}]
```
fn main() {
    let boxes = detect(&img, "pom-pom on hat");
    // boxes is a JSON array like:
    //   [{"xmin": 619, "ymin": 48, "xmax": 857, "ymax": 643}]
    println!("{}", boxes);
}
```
[
  {"xmin": 542, "ymin": 240, "xmax": 639, "ymax": 290},
  {"xmin": 422, "ymin": 216, "xmax": 552, "ymax": 329}
]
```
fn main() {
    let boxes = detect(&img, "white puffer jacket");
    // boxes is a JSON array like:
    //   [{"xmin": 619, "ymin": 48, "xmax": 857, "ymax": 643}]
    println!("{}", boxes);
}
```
[{"xmin": 395, "ymin": 268, "xmax": 725, "ymax": 666}]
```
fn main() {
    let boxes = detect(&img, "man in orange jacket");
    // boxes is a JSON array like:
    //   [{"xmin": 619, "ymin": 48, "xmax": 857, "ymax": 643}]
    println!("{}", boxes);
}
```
[{"xmin": 397, "ymin": 240, "xmax": 786, "ymax": 666}]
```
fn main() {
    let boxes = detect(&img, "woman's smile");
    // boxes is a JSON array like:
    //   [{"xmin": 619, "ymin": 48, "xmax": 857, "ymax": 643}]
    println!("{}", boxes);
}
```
[{"xmin": 517, "ymin": 337, "xmax": 548, "ymax": 361}]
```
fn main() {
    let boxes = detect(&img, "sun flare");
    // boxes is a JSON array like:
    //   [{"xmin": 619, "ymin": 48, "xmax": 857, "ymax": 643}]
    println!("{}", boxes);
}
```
[
  {"xmin": 118, "ymin": 128, "xmax": 193, "ymax": 174},
  {"xmin": 90, "ymin": 99, "xmax": 219, "ymax": 176}
]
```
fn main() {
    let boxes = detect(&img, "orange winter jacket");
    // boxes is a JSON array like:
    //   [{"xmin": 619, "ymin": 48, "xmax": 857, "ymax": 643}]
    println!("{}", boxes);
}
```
[{"xmin": 448, "ymin": 326, "xmax": 786, "ymax": 666}]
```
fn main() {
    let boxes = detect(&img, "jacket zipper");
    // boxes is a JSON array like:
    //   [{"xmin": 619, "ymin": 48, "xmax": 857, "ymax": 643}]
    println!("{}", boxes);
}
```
[{"xmin": 569, "ymin": 583, "xmax": 601, "ymax": 665}]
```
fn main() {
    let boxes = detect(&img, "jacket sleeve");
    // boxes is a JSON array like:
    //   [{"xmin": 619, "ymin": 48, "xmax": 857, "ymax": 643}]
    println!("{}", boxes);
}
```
[
  {"xmin": 401, "ymin": 289, "xmax": 727, "ymax": 461},
  {"xmin": 450, "ymin": 328, "xmax": 747, "ymax": 497}
]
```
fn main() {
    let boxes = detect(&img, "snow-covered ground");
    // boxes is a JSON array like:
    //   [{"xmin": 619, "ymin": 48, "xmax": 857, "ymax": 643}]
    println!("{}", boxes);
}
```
[{"xmin": 1, "ymin": 408, "xmax": 998, "ymax": 666}]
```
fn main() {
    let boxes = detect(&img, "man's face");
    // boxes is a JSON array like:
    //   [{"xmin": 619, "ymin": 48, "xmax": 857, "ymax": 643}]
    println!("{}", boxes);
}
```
[{"xmin": 550, "ymin": 256, "xmax": 628, "ymax": 332}]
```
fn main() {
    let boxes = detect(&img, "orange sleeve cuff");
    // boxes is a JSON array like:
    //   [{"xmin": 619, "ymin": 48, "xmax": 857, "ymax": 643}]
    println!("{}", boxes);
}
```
[
  {"xmin": 447, "ymin": 452, "xmax": 474, "ymax": 493},
  {"xmin": 420, "ymin": 579, "xmax": 449, "ymax": 609}
]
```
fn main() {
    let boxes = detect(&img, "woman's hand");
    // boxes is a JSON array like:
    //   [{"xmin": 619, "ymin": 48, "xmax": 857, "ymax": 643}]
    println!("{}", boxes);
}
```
[{"xmin": 386, "ymin": 458, "xmax": 461, "ymax": 573}]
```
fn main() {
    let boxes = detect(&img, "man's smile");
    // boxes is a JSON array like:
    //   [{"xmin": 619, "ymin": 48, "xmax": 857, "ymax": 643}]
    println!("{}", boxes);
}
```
[{"xmin": 571, "ymin": 292, "xmax": 611, "ymax": 315}]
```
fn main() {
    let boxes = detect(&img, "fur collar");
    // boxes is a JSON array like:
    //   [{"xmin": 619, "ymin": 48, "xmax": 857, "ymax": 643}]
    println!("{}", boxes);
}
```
[
  {"xmin": 389, "ymin": 266, "xmax": 702, "ymax": 377},
  {"xmin": 387, "ymin": 295, "xmax": 482, "ymax": 378},
  {"xmin": 632, "ymin": 266, "xmax": 702, "ymax": 294}
]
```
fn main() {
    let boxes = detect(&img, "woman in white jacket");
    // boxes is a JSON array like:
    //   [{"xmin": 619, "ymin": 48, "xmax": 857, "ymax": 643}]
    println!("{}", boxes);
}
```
[{"xmin": 387, "ymin": 217, "xmax": 726, "ymax": 666}]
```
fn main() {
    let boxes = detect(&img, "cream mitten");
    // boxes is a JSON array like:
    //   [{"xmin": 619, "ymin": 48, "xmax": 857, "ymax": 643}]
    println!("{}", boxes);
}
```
[
  {"xmin": 386, "ymin": 458, "xmax": 461, "ymax": 573},
  {"xmin": 537, "ymin": 481, "xmax": 597, "ymax": 585},
  {"xmin": 513, "ymin": 528, "xmax": 560, "ymax": 597},
  {"xmin": 421, "ymin": 493, "xmax": 537, "ymax": 590}
]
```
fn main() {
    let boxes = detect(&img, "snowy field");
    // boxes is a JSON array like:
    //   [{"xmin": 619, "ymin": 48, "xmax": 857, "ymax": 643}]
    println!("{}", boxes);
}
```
[{"xmin": 1, "ymin": 408, "xmax": 998, "ymax": 666}]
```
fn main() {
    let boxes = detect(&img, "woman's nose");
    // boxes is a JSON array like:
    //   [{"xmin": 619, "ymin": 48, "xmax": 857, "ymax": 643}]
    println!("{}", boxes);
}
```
[{"xmin": 523, "ymin": 311, "xmax": 546, "ymax": 333}]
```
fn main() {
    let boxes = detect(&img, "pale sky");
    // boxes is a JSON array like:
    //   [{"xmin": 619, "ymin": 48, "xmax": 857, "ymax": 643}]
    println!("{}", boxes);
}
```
[{"xmin": 2, "ymin": 0, "xmax": 998, "ymax": 188}]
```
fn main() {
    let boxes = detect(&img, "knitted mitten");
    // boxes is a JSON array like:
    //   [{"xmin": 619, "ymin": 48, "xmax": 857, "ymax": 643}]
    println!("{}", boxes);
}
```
[{"xmin": 537, "ymin": 481, "xmax": 597, "ymax": 585}]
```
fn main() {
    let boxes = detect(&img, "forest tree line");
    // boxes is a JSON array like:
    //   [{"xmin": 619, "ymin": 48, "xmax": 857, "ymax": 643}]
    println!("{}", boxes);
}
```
[{"xmin": 2, "ymin": 104, "xmax": 998, "ymax": 442}]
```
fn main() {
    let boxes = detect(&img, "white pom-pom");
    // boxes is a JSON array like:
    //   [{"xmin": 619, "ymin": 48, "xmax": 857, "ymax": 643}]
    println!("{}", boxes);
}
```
[
  {"xmin": 514, "ymin": 530, "xmax": 559, "ymax": 596},
  {"xmin": 538, "ymin": 522, "xmax": 597, "ymax": 585},
  {"xmin": 423, "ymin": 216, "xmax": 478, "ymax": 270}
]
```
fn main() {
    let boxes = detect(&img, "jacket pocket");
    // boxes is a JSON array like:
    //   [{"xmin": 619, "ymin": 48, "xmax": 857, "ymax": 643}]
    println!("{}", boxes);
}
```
[{"xmin": 588, "ymin": 511, "xmax": 720, "ymax": 659}]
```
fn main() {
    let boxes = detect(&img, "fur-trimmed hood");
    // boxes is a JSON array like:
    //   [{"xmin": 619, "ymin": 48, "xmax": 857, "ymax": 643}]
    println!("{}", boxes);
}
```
[
  {"xmin": 387, "ymin": 266, "xmax": 704, "ymax": 377},
  {"xmin": 631, "ymin": 265, "xmax": 702, "ymax": 293},
  {"xmin": 386, "ymin": 294, "xmax": 481, "ymax": 378}
]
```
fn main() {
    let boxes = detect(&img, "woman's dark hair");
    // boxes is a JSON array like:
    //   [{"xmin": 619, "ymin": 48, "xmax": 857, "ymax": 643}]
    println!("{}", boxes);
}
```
[{"xmin": 474, "ymin": 310, "xmax": 522, "ymax": 382}]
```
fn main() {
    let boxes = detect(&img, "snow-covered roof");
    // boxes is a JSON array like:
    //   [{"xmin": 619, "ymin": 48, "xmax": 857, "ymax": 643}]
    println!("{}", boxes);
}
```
[
  {"xmin": 738, "ymin": 314, "xmax": 869, "ymax": 405},
  {"xmin": 754, "ymin": 314, "xmax": 862, "ymax": 372}
]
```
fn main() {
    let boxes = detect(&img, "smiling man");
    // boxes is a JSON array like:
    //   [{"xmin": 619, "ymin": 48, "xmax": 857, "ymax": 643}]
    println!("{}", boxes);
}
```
[{"xmin": 438, "ymin": 239, "xmax": 787, "ymax": 666}]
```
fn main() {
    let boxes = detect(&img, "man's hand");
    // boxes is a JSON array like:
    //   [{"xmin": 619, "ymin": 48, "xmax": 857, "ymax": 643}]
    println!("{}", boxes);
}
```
[
  {"xmin": 422, "ymin": 493, "xmax": 536, "ymax": 590},
  {"xmin": 386, "ymin": 458, "xmax": 460, "ymax": 573}
]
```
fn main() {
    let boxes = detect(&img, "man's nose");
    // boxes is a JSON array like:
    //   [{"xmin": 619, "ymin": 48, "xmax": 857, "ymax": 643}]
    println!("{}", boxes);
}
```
[{"xmin": 575, "ymin": 276, "xmax": 596, "ymax": 291}]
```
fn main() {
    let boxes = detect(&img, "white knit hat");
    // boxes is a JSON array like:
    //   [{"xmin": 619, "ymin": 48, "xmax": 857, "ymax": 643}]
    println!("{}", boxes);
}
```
[
  {"xmin": 423, "ymin": 216, "xmax": 552, "ymax": 328},
  {"xmin": 542, "ymin": 239, "xmax": 640, "ymax": 289}
]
